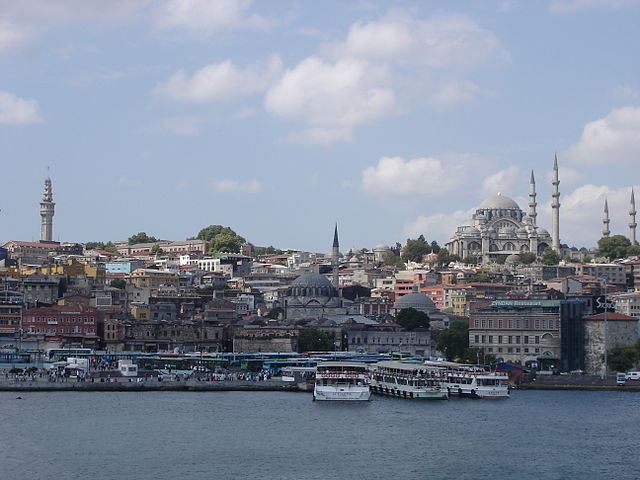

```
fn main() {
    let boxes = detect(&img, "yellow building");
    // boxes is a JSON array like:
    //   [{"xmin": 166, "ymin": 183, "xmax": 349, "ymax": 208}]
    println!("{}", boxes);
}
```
[
  {"xmin": 131, "ymin": 305, "xmax": 150, "ymax": 321},
  {"xmin": 129, "ymin": 269, "xmax": 180, "ymax": 288},
  {"xmin": 23, "ymin": 258, "xmax": 106, "ymax": 286}
]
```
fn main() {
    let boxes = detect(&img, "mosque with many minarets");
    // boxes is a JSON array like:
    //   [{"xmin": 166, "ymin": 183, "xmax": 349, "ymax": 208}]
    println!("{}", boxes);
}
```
[
  {"xmin": 446, "ymin": 156, "xmax": 638, "ymax": 263},
  {"xmin": 445, "ymin": 157, "xmax": 561, "ymax": 264}
]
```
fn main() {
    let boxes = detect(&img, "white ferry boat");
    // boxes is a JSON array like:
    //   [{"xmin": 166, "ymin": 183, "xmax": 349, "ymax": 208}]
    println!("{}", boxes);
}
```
[
  {"xmin": 313, "ymin": 361, "xmax": 371, "ymax": 401},
  {"xmin": 425, "ymin": 361, "xmax": 510, "ymax": 399},
  {"xmin": 370, "ymin": 361, "xmax": 448, "ymax": 400}
]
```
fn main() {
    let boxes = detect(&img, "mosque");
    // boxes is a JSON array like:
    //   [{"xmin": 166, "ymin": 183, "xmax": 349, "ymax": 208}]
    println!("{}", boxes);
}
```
[{"xmin": 446, "ymin": 158, "xmax": 561, "ymax": 264}]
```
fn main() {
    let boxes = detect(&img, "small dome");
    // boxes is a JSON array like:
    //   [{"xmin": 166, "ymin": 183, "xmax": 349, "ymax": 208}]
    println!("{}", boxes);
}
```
[
  {"xmin": 499, "ymin": 226, "xmax": 516, "ymax": 234},
  {"xmin": 393, "ymin": 291, "xmax": 436, "ymax": 312},
  {"xmin": 537, "ymin": 227, "xmax": 550, "ymax": 236},
  {"xmin": 464, "ymin": 226, "xmax": 480, "ymax": 235},
  {"xmin": 374, "ymin": 243, "xmax": 390, "ymax": 251},
  {"xmin": 479, "ymin": 193, "xmax": 520, "ymax": 210},
  {"xmin": 349, "ymin": 255, "xmax": 359, "ymax": 262}
]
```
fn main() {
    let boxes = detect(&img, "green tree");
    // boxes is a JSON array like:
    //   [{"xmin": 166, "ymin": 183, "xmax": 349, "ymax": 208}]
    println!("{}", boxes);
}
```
[
  {"xmin": 382, "ymin": 251, "xmax": 405, "ymax": 268},
  {"xmin": 110, "ymin": 278, "xmax": 126, "ymax": 289},
  {"xmin": 597, "ymin": 235, "xmax": 632, "ymax": 259},
  {"xmin": 468, "ymin": 274, "xmax": 490, "ymax": 283},
  {"xmin": 437, "ymin": 249, "xmax": 451, "ymax": 266},
  {"xmin": 396, "ymin": 308, "xmax": 430, "ymax": 330},
  {"xmin": 462, "ymin": 255, "xmax": 478, "ymax": 265},
  {"xmin": 103, "ymin": 241, "xmax": 118, "ymax": 253},
  {"xmin": 194, "ymin": 225, "xmax": 246, "ymax": 253},
  {"xmin": 297, "ymin": 327, "xmax": 335, "ymax": 352},
  {"xmin": 128, "ymin": 232, "xmax": 159, "ymax": 245},
  {"xmin": 608, "ymin": 345, "xmax": 638, "ymax": 372},
  {"xmin": 628, "ymin": 244, "xmax": 640, "ymax": 257},
  {"xmin": 541, "ymin": 247, "xmax": 561, "ymax": 265},
  {"xmin": 436, "ymin": 319, "xmax": 469, "ymax": 361},
  {"xmin": 495, "ymin": 255, "xmax": 507, "ymax": 265},
  {"xmin": 264, "ymin": 307, "xmax": 284, "ymax": 320},
  {"xmin": 401, "ymin": 237, "xmax": 431, "ymax": 262},
  {"xmin": 519, "ymin": 252, "xmax": 537, "ymax": 264},
  {"xmin": 151, "ymin": 244, "xmax": 163, "ymax": 254},
  {"xmin": 430, "ymin": 241, "xmax": 441, "ymax": 254}
]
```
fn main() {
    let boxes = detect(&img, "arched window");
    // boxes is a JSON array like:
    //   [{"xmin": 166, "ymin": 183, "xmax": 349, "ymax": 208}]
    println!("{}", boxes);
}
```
[{"xmin": 503, "ymin": 242, "xmax": 515, "ymax": 251}]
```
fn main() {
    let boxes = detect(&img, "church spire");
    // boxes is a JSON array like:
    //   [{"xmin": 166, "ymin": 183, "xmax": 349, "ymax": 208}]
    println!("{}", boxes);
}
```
[
  {"xmin": 551, "ymin": 154, "xmax": 561, "ymax": 252},
  {"xmin": 528, "ymin": 169, "xmax": 537, "ymax": 226},
  {"xmin": 602, "ymin": 198, "xmax": 610, "ymax": 238},
  {"xmin": 630, "ymin": 189, "xmax": 637, "ymax": 244}
]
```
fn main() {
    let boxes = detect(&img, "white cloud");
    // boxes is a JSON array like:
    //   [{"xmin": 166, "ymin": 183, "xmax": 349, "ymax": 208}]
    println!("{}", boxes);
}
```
[
  {"xmin": 0, "ymin": 91, "xmax": 42, "ymax": 125},
  {"xmin": 361, "ymin": 156, "xmax": 462, "ymax": 196},
  {"xmin": 156, "ymin": 55, "xmax": 282, "ymax": 102},
  {"xmin": 402, "ymin": 209, "xmax": 474, "ymax": 243},
  {"xmin": 287, "ymin": 127, "xmax": 353, "ymax": 146},
  {"xmin": 154, "ymin": 0, "xmax": 268, "ymax": 36},
  {"xmin": 325, "ymin": 12, "xmax": 508, "ymax": 68},
  {"xmin": 537, "ymin": 183, "xmax": 640, "ymax": 247},
  {"xmin": 264, "ymin": 56, "xmax": 396, "ymax": 144},
  {"xmin": 566, "ymin": 106, "xmax": 640, "ymax": 165},
  {"xmin": 213, "ymin": 179, "xmax": 263, "ymax": 194},
  {"xmin": 481, "ymin": 166, "xmax": 522, "ymax": 198},
  {"xmin": 550, "ymin": 0, "xmax": 640, "ymax": 13}
]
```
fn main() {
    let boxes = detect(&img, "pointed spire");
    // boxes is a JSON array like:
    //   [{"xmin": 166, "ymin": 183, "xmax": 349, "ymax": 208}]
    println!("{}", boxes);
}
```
[
  {"xmin": 333, "ymin": 223, "xmax": 339, "ymax": 248},
  {"xmin": 551, "ymin": 154, "xmax": 561, "ymax": 252},
  {"xmin": 530, "ymin": 170, "xmax": 535, "ymax": 184},
  {"xmin": 603, "ymin": 197, "xmax": 611, "ymax": 238},
  {"xmin": 630, "ymin": 188, "xmax": 637, "ymax": 244},
  {"xmin": 553, "ymin": 153, "xmax": 558, "ymax": 171},
  {"xmin": 528, "ymin": 169, "xmax": 537, "ymax": 226}
]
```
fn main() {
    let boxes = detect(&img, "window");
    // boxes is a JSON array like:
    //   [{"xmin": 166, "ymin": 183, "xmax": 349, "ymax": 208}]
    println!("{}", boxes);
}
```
[
  {"xmin": 481, "ymin": 319, "xmax": 487, "ymax": 328},
  {"xmin": 498, "ymin": 319, "xmax": 503, "ymax": 328},
  {"xmin": 481, "ymin": 335, "xmax": 486, "ymax": 343},
  {"xmin": 498, "ymin": 336, "xmax": 502, "ymax": 344},
  {"xmin": 475, "ymin": 335, "xmax": 480, "ymax": 344},
  {"xmin": 524, "ymin": 348, "xmax": 529, "ymax": 353},
  {"xmin": 524, "ymin": 336, "xmax": 529, "ymax": 344},
  {"xmin": 535, "ymin": 336, "xmax": 540, "ymax": 344},
  {"xmin": 489, "ymin": 319, "xmax": 493, "ymax": 328},
  {"xmin": 508, "ymin": 335, "xmax": 513, "ymax": 344},
  {"xmin": 516, "ymin": 319, "xmax": 521, "ymax": 329},
  {"xmin": 515, "ymin": 336, "xmax": 521, "ymax": 343},
  {"xmin": 508, "ymin": 319, "xmax": 513, "ymax": 328},
  {"xmin": 535, "ymin": 319, "xmax": 540, "ymax": 329},
  {"xmin": 488, "ymin": 335, "xmax": 493, "ymax": 344}
]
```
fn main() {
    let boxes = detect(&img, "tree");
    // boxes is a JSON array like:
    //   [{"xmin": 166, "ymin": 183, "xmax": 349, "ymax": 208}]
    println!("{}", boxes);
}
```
[
  {"xmin": 297, "ymin": 327, "xmax": 335, "ymax": 352},
  {"xmin": 151, "ymin": 244, "xmax": 163, "ymax": 254},
  {"xmin": 128, "ymin": 232, "xmax": 159, "ymax": 245},
  {"xmin": 110, "ymin": 279, "xmax": 126, "ymax": 289},
  {"xmin": 382, "ymin": 251, "xmax": 405, "ymax": 268},
  {"xmin": 396, "ymin": 308, "xmax": 430, "ymax": 330},
  {"xmin": 541, "ymin": 247, "xmax": 561, "ymax": 265},
  {"xmin": 628, "ymin": 244, "xmax": 640, "ymax": 257},
  {"xmin": 436, "ymin": 319, "xmax": 469, "ymax": 361},
  {"xmin": 430, "ymin": 241, "xmax": 441, "ymax": 254},
  {"xmin": 608, "ymin": 345, "xmax": 638, "ymax": 372},
  {"xmin": 468, "ymin": 274, "xmax": 490, "ymax": 283},
  {"xmin": 401, "ymin": 237, "xmax": 431, "ymax": 262},
  {"xmin": 462, "ymin": 255, "xmax": 478, "ymax": 265},
  {"xmin": 597, "ymin": 235, "xmax": 632, "ymax": 260},
  {"xmin": 495, "ymin": 255, "xmax": 507, "ymax": 265},
  {"xmin": 264, "ymin": 307, "xmax": 284, "ymax": 320},
  {"xmin": 519, "ymin": 252, "xmax": 537, "ymax": 264},
  {"xmin": 194, "ymin": 225, "xmax": 246, "ymax": 254},
  {"xmin": 438, "ymin": 248, "xmax": 452, "ymax": 265}
]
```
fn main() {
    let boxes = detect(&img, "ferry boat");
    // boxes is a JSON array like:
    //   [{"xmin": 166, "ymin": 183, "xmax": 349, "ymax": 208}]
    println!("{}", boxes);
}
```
[
  {"xmin": 313, "ymin": 361, "xmax": 371, "ymax": 401},
  {"xmin": 370, "ymin": 361, "xmax": 448, "ymax": 400},
  {"xmin": 426, "ymin": 361, "xmax": 510, "ymax": 399}
]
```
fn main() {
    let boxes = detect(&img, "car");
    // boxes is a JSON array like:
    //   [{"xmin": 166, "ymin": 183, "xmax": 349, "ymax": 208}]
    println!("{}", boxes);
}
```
[
  {"xmin": 625, "ymin": 371, "xmax": 640, "ymax": 380},
  {"xmin": 616, "ymin": 373, "xmax": 627, "ymax": 386}
]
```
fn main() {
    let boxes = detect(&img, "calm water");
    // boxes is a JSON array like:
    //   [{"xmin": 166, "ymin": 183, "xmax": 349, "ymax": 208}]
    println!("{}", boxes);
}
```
[{"xmin": 1, "ymin": 390, "xmax": 638, "ymax": 480}]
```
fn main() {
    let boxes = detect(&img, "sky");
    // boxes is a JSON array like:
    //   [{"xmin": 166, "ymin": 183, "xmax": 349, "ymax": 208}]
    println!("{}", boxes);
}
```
[{"xmin": 1, "ymin": 0, "xmax": 640, "ymax": 253}]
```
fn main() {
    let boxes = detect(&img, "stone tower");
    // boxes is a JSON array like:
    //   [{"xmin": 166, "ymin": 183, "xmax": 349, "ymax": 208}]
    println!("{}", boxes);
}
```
[
  {"xmin": 332, "ymin": 224, "xmax": 339, "ymax": 288},
  {"xmin": 630, "ymin": 189, "xmax": 637, "ymax": 244},
  {"xmin": 551, "ymin": 155, "xmax": 561, "ymax": 252},
  {"xmin": 602, "ymin": 198, "xmax": 611, "ymax": 238},
  {"xmin": 528, "ymin": 170, "xmax": 537, "ymax": 226},
  {"xmin": 40, "ymin": 176, "xmax": 55, "ymax": 242}
]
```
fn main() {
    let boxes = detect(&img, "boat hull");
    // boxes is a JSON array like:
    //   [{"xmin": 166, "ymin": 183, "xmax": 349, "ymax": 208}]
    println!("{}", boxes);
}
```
[
  {"xmin": 370, "ymin": 384, "xmax": 448, "ymax": 400},
  {"xmin": 313, "ymin": 386, "xmax": 371, "ymax": 401}
]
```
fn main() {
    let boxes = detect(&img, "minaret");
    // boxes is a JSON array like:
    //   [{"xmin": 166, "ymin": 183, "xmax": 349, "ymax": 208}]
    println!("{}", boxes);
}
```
[
  {"xmin": 630, "ymin": 189, "xmax": 637, "ymax": 244},
  {"xmin": 551, "ymin": 154, "xmax": 561, "ymax": 252},
  {"xmin": 602, "ymin": 198, "xmax": 611, "ymax": 238},
  {"xmin": 40, "ymin": 176, "xmax": 55, "ymax": 242},
  {"xmin": 332, "ymin": 224, "xmax": 339, "ymax": 288},
  {"xmin": 528, "ymin": 170, "xmax": 537, "ymax": 226}
]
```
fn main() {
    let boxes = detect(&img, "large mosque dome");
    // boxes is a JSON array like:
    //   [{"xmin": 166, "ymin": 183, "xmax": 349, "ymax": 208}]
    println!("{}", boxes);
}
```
[
  {"xmin": 478, "ymin": 193, "xmax": 520, "ymax": 210},
  {"xmin": 393, "ymin": 291, "xmax": 436, "ymax": 313},
  {"xmin": 287, "ymin": 273, "xmax": 336, "ymax": 298}
]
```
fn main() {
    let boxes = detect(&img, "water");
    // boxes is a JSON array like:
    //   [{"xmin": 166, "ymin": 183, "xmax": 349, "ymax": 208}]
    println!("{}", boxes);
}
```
[{"xmin": 1, "ymin": 390, "xmax": 638, "ymax": 480}]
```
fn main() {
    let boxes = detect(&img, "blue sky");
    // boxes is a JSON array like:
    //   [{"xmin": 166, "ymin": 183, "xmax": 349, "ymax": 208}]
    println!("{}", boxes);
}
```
[{"xmin": 1, "ymin": 0, "xmax": 639, "ymax": 252}]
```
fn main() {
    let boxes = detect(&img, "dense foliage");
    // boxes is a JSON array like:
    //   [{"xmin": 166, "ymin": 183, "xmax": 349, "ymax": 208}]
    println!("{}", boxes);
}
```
[
  {"xmin": 86, "ymin": 241, "xmax": 118, "ymax": 253},
  {"xmin": 608, "ymin": 340, "xmax": 640, "ymax": 372},
  {"xmin": 400, "ymin": 236, "xmax": 442, "ymax": 263},
  {"xmin": 297, "ymin": 327, "xmax": 335, "ymax": 352},
  {"xmin": 194, "ymin": 225, "xmax": 246, "ymax": 254},
  {"xmin": 382, "ymin": 251, "xmax": 405, "ymax": 268},
  {"xmin": 396, "ymin": 308, "xmax": 430, "ymax": 330},
  {"xmin": 597, "ymin": 235, "xmax": 640, "ymax": 260},
  {"xmin": 128, "ymin": 232, "xmax": 159, "ymax": 245},
  {"xmin": 519, "ymin": 252, "xmax": 537, "ymax": 264},
  {"xmin": 436, "ymin": 319, "xmax": 470, "ymax": 361},
  {"xmin": 541, "ymin": 247, "xmax": 561, "ymax": 265}
]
